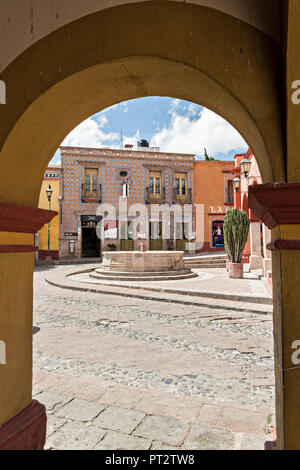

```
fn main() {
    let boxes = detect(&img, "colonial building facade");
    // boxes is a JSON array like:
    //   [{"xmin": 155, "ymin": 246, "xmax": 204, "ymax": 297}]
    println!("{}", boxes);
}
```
[
  {"xmin": 233, "ymin": 148, "xmax": 272, "ymax": 289},
  {"xmin": 37, "ymin": 165, "xmax": 61, "ymax": 261},
  {"xmin": 193, "ymin": 160, "xmax": 235, "ymax": 253},
  {"xmin": 59, "ymin": 144, "xmax": 195, "ymax": 259}
]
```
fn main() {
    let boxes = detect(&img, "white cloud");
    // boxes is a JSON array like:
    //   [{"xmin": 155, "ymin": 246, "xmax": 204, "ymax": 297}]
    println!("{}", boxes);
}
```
[
  {"xmin": 60, "ymin": 116, "xmax": 141, "ymax": 151},
  {"xmin": 122, "ymin": 130, "xmax": 141, "ymax": 147},
  {"xmin": 168, "ymin": 98, "xmax": 181, "ymax": 114},
  {"xmin": 61, "ymin": 117, "xmax": 119, "ymax": 148},
  {"xmin": 153, "ymin": 107, "xmax": 247, "ymax": 157},
  {"xmin": 96, "ymin": 114, "xmax": 108, "ymax": 128},
  {"xmin": 187, "ymin": 103, "xmax": 199, "ymax": 117}
]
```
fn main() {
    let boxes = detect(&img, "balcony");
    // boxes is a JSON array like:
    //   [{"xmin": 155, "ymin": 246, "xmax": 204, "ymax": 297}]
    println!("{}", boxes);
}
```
[
  {"xmin": 146, "ymin": 187, "xmax": 166, "ymax": 204},
  {"xmin": 81, "ymin": 183, "xmax": 102, "ymax": 201},
  {"xmin": 173, "ymin": 187, "xmax": 192, "ymax": 204}
]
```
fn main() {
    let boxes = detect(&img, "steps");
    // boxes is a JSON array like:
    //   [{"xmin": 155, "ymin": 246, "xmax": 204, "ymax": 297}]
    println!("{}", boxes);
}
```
[
  {"xmin": 184, "ymin": 254, "xmax": 227, "ymax": 269},
  {"xmin": 54, "ymin": 257, "xmax": 101, "ymax": 265},
  {"xmin": 90, "ymin": 268, "xmax": 198, "ymax": 282}
]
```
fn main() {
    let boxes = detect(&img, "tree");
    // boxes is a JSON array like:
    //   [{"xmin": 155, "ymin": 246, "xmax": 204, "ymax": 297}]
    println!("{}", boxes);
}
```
[{"xmin": 204, "ymin": 148, "xmax": 216, "ymax": 161}]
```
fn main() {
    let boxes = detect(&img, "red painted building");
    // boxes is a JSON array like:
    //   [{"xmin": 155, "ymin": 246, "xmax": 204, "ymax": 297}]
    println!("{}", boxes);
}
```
[{"xmin": 233, "ymin": 148, "xmax": 272, "ymax": 287}]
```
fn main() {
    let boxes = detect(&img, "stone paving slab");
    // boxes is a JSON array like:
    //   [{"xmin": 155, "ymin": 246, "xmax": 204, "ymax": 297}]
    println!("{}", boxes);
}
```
[
  {"xmin": 71, "ymin": 270, "xmax": 272, "ymax": 304},
  {"xmin": 133, "ymin": 415, "xmax": 189, "ymax": 446},
  {"xmin": 194, "ymin": 404, "xmax": 223, "ymax": 427},
  {"xmin": 46, "ymin": 415, "xmax": 67, "ymax": 437},
  {"xmin": 134, "ymin": 390, "xmax": 202, "ymax": 422},
  {"xmin": 150, "ymin": 442, "xmax": 181, "ymax": 450},
  {"xmin": 99, "ymin": 386, "xmax": 143, "ymax": 409},
  {"xmin": 94, "ymin": 431, "xmax": 151, "ymax": 450},
  {"xmin": 34, "ymin": 391, "xmax": 72, "ymax": 412},
  {"xmin": 239, "ymin": 433, "xmax": 266, "ymax": 450},
  {"xmin": 55, "ymin": 398, "xmax": 106, "ymax": 422},
  {"xmin": 183, "ymin": 424, "xmax": 235, "ymax": 450},
  {"xmin": 218, "ymin": 407, "xmax": 268, "ymax": 436},
  {"xmin": 46, "ymin": 422, "xmax": 107, "ymax": 450},
  {"xmin": 45, "ymin": 266, "xmax": 272, "ymax": 315},
  {"xmin": 93, "ymin": 406, "xmax": 146, "ymax": 434},
  {"xmin": 50, "ymin": 263, "xmax": 270, "ymax": 300}
]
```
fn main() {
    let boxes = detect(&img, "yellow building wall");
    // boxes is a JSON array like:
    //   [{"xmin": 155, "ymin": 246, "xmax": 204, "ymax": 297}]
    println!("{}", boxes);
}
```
[{"xmin": 38, "ymin": 178, "xmax": 60, "ymax": 254}]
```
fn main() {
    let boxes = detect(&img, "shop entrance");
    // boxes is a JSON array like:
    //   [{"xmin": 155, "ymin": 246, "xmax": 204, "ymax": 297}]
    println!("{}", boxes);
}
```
[{"xmin": 81, "ymin": 215, "xmax": 101, "ymax": 257}]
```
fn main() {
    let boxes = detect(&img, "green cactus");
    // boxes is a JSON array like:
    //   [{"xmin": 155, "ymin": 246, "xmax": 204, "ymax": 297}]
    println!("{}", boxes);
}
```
[{"xmin": 223, "ymin": 208, "xmax": 250, "ymax": 263}]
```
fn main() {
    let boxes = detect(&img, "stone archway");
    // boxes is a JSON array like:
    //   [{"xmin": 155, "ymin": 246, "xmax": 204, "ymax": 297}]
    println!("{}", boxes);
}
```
[{"xmin": 0, "ymin": 0, "xmax": 298, "ymax": 450}]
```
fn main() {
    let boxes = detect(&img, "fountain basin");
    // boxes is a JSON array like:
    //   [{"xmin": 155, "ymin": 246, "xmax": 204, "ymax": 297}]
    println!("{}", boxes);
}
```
[
  {"xmin": 89, "ymin": 251, "xmax": 197, "ymax": 281},
  {"xmin": 101, "ymin": 251, "xmax": 185, "ymax": 272}
]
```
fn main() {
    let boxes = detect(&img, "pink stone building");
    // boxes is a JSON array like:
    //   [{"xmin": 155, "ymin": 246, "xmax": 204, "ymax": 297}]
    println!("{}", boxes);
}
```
[{"xmin": 59, "ymin": 144, "xmax": 195, "ymax": 259}]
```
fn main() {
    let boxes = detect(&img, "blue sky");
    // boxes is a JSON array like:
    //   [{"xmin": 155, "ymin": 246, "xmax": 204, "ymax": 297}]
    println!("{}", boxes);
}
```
[{"xmin": 50, "ymin": 97, "xmax": 247, "ymax": 164}]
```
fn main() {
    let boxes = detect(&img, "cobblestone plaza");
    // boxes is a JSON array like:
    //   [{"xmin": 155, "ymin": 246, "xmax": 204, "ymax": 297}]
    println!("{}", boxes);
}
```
[{"xmin": 33, "ymin": 265, "xmax": 275, "ymax": 450}]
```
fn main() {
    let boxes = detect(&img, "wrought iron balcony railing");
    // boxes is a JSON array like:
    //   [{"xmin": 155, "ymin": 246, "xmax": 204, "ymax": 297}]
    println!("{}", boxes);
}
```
[
  {"xmin": 146, "ymin": 186, "xmax": 166, "ymax": 203},
  {"xmin": 81, "ymin": 183, "xmax": 102, "ymax": 200},
  {"xmin": 173, "ymin": 187, "xmax": 192, "ymax": 203}
]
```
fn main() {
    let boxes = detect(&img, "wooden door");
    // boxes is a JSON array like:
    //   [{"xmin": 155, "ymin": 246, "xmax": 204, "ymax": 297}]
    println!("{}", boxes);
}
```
[
  {"xmin": 175, "ymin": 172, "xmax": 187, "ymax": 201},
  {"xmin": 149, "ymin": 171, "xmax": 162, "ymax": 199},
  {"xmin": 85, "ymin": 168, "xmax": 98, "ymax": 198}
]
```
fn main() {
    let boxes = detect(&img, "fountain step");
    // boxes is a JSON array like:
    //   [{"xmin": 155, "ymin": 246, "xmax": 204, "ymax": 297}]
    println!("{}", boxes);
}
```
[
  {"xmin": 95, "ymin": 268, "xmax": 191, "ymax": 277},
  {"xmin": 185, "ymin": 260, "xmax": 226, "ymax": 265},
  {"xmin": 185, "ymin": 258, "xmax": 226, "ymax": 263},
  {"xmin": 184, "ymin": 254, "xmax": 227, "ymax": 261},
  {"xmin": 89, "ymin": 270, "xmax": 198, "ymax": 282},
  {"xmin": 184, "ymin": 263, "xmax": 226, "ymax": 269}
]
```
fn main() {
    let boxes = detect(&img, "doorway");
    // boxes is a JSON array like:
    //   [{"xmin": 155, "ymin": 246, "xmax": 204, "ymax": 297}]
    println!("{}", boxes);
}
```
[
  {"xmin": 120, "ymin": 221, "xmax": 134, "ymax": 251},
  {"xmin": 149, "ymin": 221, "xmax": 163, "ymax": 251},
  {"xmin": 81, "ymin": 215, "xmax": 101, "ymax": 257}
]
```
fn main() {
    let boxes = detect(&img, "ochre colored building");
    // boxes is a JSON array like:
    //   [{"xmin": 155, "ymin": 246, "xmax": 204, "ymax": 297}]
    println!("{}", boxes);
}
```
[
  {"xmin": 37, "ymin": 165, "xmax": 61, "ymax": 261},
  {"xmin": 193, "ymin": 160, "xmax": 235, "ymax": 253}
]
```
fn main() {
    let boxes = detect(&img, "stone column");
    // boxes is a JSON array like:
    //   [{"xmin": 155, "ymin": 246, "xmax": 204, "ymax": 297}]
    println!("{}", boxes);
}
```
[
  {"xmin": 249, "ymin": 183, "xmax": 300, "ymax": 450},
  {"xmin": 262, "ymin": 224, "xmax": 272, "ymax": 279},
  {"xmin": 249, "ymin": 220, "xmax": 263, "ymax": 269},
  {"xmin": 0, "ymin": 202, "xmax": 57, "ymax": 449}
]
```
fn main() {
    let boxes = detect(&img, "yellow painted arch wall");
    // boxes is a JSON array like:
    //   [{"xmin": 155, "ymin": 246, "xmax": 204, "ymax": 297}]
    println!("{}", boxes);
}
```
[
  {"xmin": 0, "ymin": 1, "xmax": 285, "ymax": 210},
  {"xmin": 0, "ymin": 0, "xmax": 291, "ymax": 436}
]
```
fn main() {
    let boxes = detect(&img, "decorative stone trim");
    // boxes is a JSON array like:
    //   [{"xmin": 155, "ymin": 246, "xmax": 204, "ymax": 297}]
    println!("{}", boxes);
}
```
[
  {"xmin": 248, "ymin": 183, "xmax": 300, "ymax": 229},
  {"xmin": 62, "ymin": 146, "xmax": 195, "ymax": 163},
  {"xmin": 267, "ymin": 239, "xmax": 300, "ymax": 251},
  {"xmin": 0, "ymin": 245, "xmax": 38, "ymax": 253},
  {"xmin": 0, "ymin": 400, "xmax": 46, "ymax": 450},
  {"xmin": 0, "ymin": 201, "xmax": 57, "ymax": 233}
]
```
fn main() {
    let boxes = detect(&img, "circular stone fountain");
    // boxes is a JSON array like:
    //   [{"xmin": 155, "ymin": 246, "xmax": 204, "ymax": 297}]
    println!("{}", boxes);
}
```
[{"xmin": 89, "ymin": 251, "xmax": 198, "ymax": 282}]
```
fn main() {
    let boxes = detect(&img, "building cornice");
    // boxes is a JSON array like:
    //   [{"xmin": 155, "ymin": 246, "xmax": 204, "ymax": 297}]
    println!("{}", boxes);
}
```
[
  {"xmin": 60, "ymin": 146, "xmax": 195, "ymax": 163},
  {"xmin": 0, "ymin": 201, "xmax": 57, "ymax": 234},
  {"xmin": 248, "ymin": 183, "xmax": 300, "ymax": 229}
]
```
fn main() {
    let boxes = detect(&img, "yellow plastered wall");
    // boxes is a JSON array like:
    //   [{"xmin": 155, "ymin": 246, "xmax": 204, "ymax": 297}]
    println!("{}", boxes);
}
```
[{"xmin": 38, "ymin": 177, "xmax": 60, "ymax": 252}]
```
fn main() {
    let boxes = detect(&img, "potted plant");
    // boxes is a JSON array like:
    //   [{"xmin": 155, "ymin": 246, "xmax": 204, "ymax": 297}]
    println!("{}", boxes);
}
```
[
  {"xmin": 107, "ymin": 243, "xmax": 117, "ymax": 251},
  {"xmin": 223, "ymin": 208, "xmax": 250, "ymax": 279}
]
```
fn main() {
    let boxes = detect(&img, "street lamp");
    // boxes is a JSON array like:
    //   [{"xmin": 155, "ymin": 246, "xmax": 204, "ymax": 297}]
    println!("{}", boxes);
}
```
[
  {"xmin": 233, "ymin": 176, "xmax": 241, "ymax": 193},
  {"xmin": 240, "ymin": 158, "xmax": 251, "ymax": 178},
  {"xmin": 46, "ymin": 184, "xmax": 53, "ymax": 257}
]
